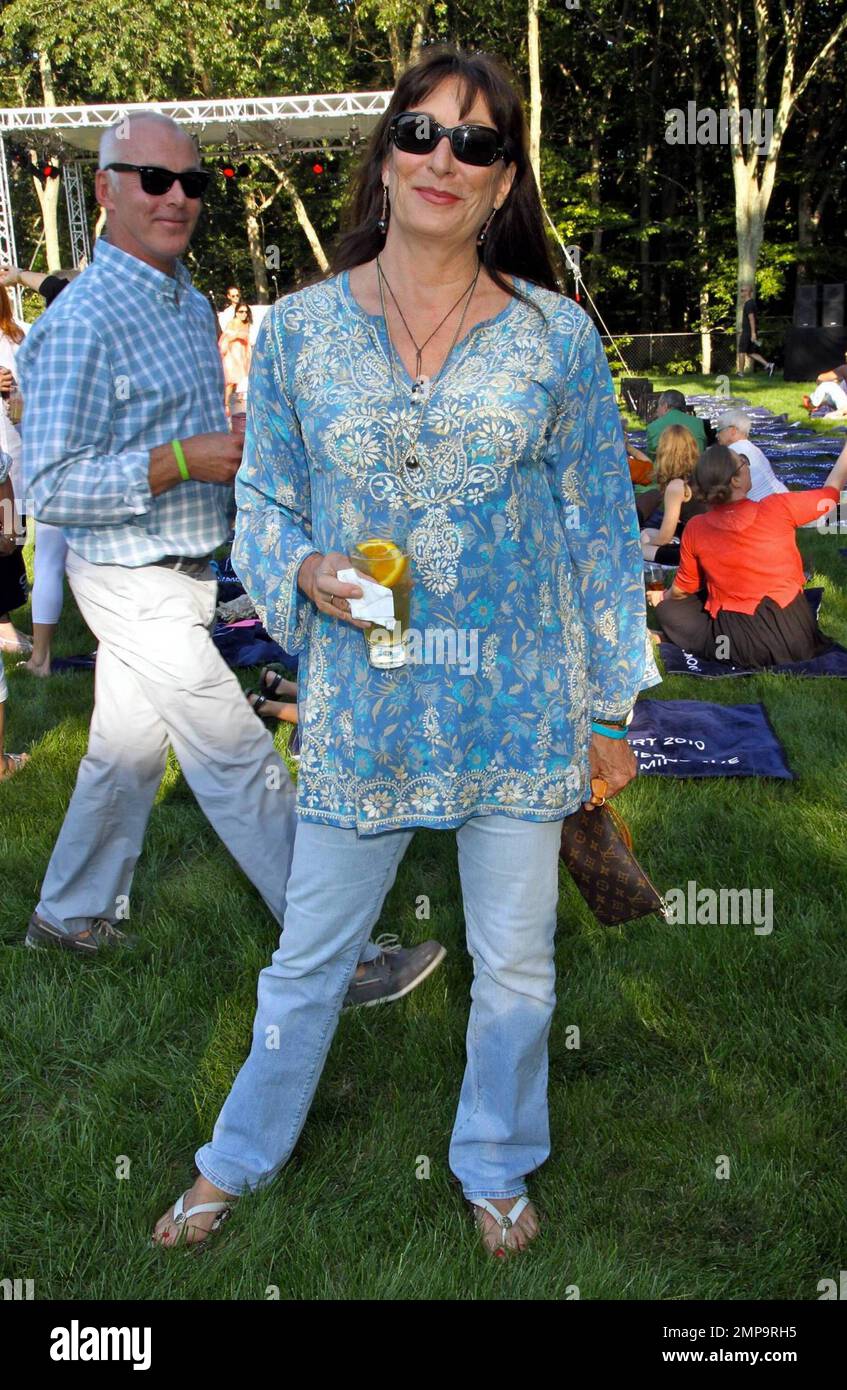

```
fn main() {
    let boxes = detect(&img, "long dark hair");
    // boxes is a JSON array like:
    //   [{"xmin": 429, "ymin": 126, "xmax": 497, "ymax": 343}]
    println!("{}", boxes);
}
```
[
  {"xmin": 693, "ymin": 444, "xmax": 744, "ymax": 506},
  {"xmin": 332, "ymin": 46, "xmax": 560, "ymax": 309}
]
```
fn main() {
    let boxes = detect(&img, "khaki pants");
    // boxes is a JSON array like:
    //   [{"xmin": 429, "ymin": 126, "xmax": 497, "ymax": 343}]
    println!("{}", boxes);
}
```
[{"xmin": 37, "ymin": 550, "xmax": 297, "ymax": 934}]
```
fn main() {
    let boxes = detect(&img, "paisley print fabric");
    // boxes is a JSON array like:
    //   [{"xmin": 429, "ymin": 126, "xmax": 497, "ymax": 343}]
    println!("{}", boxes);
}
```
[{"xmin": 233, "ymin": 271, "xmax": 660, "ymax": 835}]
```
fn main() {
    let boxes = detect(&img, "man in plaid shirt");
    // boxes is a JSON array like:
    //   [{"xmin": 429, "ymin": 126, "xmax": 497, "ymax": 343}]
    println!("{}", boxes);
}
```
[
  {"xmin": 17, "ymin": 113, "xmax": 444, "ymax": 1008},
  {"xmin": 13, "ymin": 113, "xmax": 299, "ymax": 954}
]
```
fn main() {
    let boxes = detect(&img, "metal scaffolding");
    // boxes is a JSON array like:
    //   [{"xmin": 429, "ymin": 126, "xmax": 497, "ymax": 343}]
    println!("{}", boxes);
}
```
[
  {"xmin": 0, "ymin": 136, "xmax": 22, "ymax": 317},
  {"xmin": 63, "ymin": 161, "xmax": 91, "ymax": 267},
  {"xmin": 0, "ymin": 90, "xmax": 392, "ymax": 282}
]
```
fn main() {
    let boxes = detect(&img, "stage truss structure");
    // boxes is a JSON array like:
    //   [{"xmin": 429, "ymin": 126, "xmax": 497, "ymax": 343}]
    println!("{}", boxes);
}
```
[{"xmin": 0, "ymin": 92, "xmax": 392, "ymax": 314}]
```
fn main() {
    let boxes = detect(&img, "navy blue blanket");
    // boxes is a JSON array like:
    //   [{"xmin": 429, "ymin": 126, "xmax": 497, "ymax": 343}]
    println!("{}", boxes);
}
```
[
  {"xmin": 659, "ymin": 641, "xmax": 847, "ymax": 679},
  {"xmin": 51, "ymin": 623, "xmax": 298, "ymax": 674},
  {"xmin": 629, "ymin": 700, "xmax": 793, "ymax": 779},
  {"xmin": 212, "ymin": 620, "xmax": 298, "ymax": 672},
  {"xmin": 658, "ymin": 587, "xmax": 847, "ymax": 677}
]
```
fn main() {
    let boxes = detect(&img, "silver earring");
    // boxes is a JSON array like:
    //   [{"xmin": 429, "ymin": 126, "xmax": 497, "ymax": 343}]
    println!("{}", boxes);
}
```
[
  {"xmin": 377, "ymin": 184, "xmax": 389, "ymax": 235},
  {"xmin": 477, "ymin": 206, "xmax": 497, "ymax": 246}
]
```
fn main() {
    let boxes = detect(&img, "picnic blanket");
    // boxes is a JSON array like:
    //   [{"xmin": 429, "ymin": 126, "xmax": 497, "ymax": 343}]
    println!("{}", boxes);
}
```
[
  {"xmin": 657, "ymin": 588, "xmax": 847, "ymax": 677},
  {"xmin": 629, "ymin": 699, "xmax": 793, "ymax": 779},
  {"xmin": 212, "ymin": 618, "xmax": 297, "ymax": 672},
  {"xmin": 659, "ymin": 641, "xmax": 847, "ymax": 678}
]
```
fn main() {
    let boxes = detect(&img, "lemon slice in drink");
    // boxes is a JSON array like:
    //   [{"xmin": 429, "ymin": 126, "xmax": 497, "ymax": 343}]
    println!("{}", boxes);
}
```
[{"xmin": 357, "ymin": 538, "xmax": 407, "ymax": 588}]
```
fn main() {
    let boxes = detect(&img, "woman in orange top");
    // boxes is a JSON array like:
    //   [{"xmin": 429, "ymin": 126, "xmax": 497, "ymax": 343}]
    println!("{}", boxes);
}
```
[
  {"xmin": 219, "ymin": 302, "xmax": 252, "ymax": 413},
  {"xmin": 655, "ymin": 442, "xmax": 846, "ymax": 667}
]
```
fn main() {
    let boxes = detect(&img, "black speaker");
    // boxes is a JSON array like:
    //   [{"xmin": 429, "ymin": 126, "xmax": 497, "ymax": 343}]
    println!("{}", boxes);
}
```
[
  {"xmin": 821, "ymin": 284, "xmax": 845, "ymax": 329},
  {"xmin": 794, "ymin": 284, "xmax": 819, "ymax": 328},
  {"xmin": 620, "ymin": 377, "xmax": 650, "ymax": 412}
]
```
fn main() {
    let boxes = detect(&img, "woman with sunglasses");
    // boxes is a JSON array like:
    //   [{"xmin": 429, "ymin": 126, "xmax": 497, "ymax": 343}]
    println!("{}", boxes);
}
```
[
  {"xmin": 219, "ymin": 301, "xmax": 252, "ymax": 415},
  {"xmin": 154, "ymin": 46, "xmax": 655, "ymax": 1258}
]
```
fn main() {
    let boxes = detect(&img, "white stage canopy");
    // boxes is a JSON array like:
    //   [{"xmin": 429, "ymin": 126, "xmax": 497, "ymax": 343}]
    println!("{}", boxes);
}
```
[{"xmin": 0, "ymin": 91, "xmax": 392, "ymax": 308}]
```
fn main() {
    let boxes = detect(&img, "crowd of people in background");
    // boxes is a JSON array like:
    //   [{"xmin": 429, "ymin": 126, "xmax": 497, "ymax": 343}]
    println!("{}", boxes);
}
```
[{"xmin": 628, "ymin": 388, "xmax": 847, "ymax": 668}]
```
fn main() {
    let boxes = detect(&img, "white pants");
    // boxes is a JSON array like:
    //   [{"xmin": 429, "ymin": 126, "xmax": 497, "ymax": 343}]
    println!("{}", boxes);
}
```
[
  {"xmin": 31, "ymin": 520, "xmax": 68, "ymax": 625},
  {"xmin": 811, "ymin": 381, "xmax": 847, "ymax": 412},
  {"xmin": 37, "ymin": 550, "xmax": 298, "ymax": 935}
]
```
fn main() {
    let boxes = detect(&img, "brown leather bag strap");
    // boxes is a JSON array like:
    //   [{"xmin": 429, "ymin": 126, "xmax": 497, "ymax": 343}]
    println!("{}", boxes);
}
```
[{"xmin": 586, "ymin": 776, "xmax": 608, "ymax": 810}]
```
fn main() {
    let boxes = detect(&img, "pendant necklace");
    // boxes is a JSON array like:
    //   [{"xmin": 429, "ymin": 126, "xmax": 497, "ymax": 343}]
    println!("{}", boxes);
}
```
[
  {"xmin": 377, "ymin": 258, "xmax": 479, "ymax": 390},
  {"xmin": 376, "ymin": 254, "xmax": 481, "ymax": 472}
]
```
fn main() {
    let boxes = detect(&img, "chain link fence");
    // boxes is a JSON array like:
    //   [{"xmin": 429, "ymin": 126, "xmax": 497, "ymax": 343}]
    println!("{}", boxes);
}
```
[{"xmin": 600, "ymin": 329, "xmax": 737, "ymax": 377}]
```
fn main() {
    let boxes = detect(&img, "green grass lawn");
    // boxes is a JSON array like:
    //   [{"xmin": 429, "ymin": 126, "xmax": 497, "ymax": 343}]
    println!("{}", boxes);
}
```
[{"xmin": 2, "ymin": 518, "xmax": 846, "ymax": 1302}]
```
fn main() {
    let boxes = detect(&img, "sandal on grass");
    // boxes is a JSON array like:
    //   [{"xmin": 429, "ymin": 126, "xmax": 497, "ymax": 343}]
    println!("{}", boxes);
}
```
[
  {"xmin": 247, "ymin": 688, "xmax": 299, "ymax": 725},
  {"xmin": 0, "ymin": 751, "xmax": 29, "ymax": 779},
  {"xmin": 153, "ymin": 1190, "xmax": 233, "ymax": 1249},
  {"xmin": 260, "ymin": 666, "xmax": 297, "ymax": 700},
  {"xmin": 469, "ymin": 1195, "xmax": 538, "ymax": 1257},
  {"xmin": 247, "ymin": 688, "xmax": 275, "ymax": 720}
]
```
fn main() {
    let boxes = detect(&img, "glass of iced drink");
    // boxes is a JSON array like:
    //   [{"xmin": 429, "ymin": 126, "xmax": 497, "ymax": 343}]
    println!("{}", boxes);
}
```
[
  {"xmin": 348, "ymin": 537, "xmax": 411, "ymax": 670},
  {"xmin": 644, "ymin": 563, "xmax": 668, "ymax": 605}
]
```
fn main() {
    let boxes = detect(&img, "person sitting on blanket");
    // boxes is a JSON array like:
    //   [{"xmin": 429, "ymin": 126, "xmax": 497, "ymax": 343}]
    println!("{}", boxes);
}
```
[
  {"xmin": 640, "ymin": 425, "xmax": 708, "ymax": 564},
  {"xmin": 644, "ymin": 389, "xmax": 707, "ymax": 459},
  {"xmin": 653, "ymin": 440, "xmax": 847, "ymax": 668},
  {"xmin": 714, "ymin": 409, "xmax": 788, "ymax": 501}
]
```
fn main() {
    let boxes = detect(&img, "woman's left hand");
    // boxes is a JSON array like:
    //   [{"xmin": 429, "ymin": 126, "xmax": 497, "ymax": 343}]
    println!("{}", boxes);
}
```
[{"xmin": 586, "ymin": 731, "xmax": 637, "ymax": 803}]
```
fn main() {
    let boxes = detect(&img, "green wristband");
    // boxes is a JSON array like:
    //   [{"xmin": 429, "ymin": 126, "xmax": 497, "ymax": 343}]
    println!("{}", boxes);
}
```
[{"xmin": 171, "ymin": 439, "xmax": 190, "ymax": 482}]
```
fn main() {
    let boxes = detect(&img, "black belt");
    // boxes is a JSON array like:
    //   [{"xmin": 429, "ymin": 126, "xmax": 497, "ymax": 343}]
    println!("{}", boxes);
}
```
[{"xmin": 153, "ymin": 555, "xmax": 213, "ymax": 578}]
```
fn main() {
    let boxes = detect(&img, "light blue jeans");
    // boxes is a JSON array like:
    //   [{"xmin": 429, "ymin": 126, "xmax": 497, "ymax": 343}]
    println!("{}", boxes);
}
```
[{"xmin": 196, "ymin": 813, "xmax": 563, "ymax": 1201}]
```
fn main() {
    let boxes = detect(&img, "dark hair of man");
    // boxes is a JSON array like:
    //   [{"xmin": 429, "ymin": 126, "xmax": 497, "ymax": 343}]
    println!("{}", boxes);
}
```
[
  {"xmin": 693, "ymin": 444, "xmax": 742, "ymax": 506},
  {"xmin": 658, "ymin": 388, "xmax": 686, "ymax": 412},
  {"xmin": 332, "ymin": 45, "xmax": 560, "ymax": 315}
]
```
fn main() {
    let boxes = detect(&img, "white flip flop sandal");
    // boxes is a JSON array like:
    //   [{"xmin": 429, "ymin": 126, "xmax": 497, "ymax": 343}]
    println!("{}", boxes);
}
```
[
  {"xmin": 470, "ymin": 1195, "xmax": 533, "ymax": 1255},
  {"xmin": 156, "ymin": 1190, "xmax": 233, "ymax": 1247}
]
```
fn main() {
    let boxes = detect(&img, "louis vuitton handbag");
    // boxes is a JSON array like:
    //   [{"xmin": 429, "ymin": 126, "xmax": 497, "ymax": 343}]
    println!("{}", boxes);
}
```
[{"xmin": 559, "ymin": 777, "xmax": 667, "ymax": 925}]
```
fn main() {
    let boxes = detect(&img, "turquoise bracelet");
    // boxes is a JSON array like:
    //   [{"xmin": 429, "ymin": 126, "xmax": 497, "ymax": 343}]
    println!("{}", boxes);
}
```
[{"xmin": 591, "ymin": 720, "xmax": 628, "ymax": 740}]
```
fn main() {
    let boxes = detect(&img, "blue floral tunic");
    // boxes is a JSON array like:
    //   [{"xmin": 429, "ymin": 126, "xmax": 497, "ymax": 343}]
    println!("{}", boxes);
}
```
[{"xmin": 233, "ymin": 272, "xmax": 659, "ymax": 835}]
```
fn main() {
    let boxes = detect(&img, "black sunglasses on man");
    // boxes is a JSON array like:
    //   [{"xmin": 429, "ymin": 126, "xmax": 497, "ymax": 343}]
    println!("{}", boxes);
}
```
[{"xmin": 102, "ymin": 163, "xmax": 211, "ymax": 199}]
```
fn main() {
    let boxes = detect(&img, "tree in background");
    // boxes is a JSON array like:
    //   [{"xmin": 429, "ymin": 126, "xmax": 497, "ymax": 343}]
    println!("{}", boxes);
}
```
[{"xmin": 700, "ymin": 0, "xmax": 847, "ymax": 364}]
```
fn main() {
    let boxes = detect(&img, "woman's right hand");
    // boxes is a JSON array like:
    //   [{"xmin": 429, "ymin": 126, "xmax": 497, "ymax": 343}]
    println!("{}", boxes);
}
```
[{"xmin": 298, "ymin": 551, "xmax": 370, "ymax": 628}]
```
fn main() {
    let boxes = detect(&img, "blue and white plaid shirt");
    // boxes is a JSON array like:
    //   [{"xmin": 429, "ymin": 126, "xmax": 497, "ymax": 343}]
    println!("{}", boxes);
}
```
[{"xmin": 15, "ymin": 238, "xmax": 231, "ymax": 566}]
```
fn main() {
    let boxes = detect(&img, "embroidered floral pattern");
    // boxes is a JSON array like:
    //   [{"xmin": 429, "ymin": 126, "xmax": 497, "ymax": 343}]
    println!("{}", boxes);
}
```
[{"xmin": 232, "ymin": 272, "xmax": 660, "ymax": 835}]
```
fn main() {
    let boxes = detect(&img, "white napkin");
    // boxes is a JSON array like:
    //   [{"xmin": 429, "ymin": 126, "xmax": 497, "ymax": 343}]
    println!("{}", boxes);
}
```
[{"xmin": 337, "ymin": 567, "xmax": 395, "ymax": 625}]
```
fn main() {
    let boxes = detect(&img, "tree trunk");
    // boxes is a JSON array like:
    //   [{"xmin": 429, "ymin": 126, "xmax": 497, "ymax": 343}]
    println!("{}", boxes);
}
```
[
  {"xmin": 388, "ymin": 27, "xmax": 404, "ymax": 82},
  {"xmin": 694, "ymin": 142, "xmax": 710, "ymax": 376},
  {"xmin": 258, "ymin": 158, "xmax": 330, "ymax": 275},
  {"xmin": 408, "ymin": 3, "xmax": 430, "ymax": 68},
  {"xmin": 638, "ymin": 2, "xmax": 663, "ymax": 332},
  {"xmin": 734, "ymin": 172, "xmax": 766, "ymax": 371},
  {"xmin": 244, "ymin": 202, "xmax": 270, "ymax": 303},
  {"xmin": 638, "ymin": 126, "xmax": 653, "ymax": 332},
  {"xmin": 527, "ymin": 0, "xmax": 542, "ymax": 193},
  {"xmin": 587, "ymin": 133, "xmax": 602, "ymax": 294},
  {"xmin": 33, "ymin": 52, "xmax": 62, "ymax": 271}
]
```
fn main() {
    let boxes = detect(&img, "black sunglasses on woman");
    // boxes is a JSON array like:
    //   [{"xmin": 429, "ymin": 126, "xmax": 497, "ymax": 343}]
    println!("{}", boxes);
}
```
[{"xmin": 389, "ymin": 112, "xmax": 511, "ymax": 167}]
